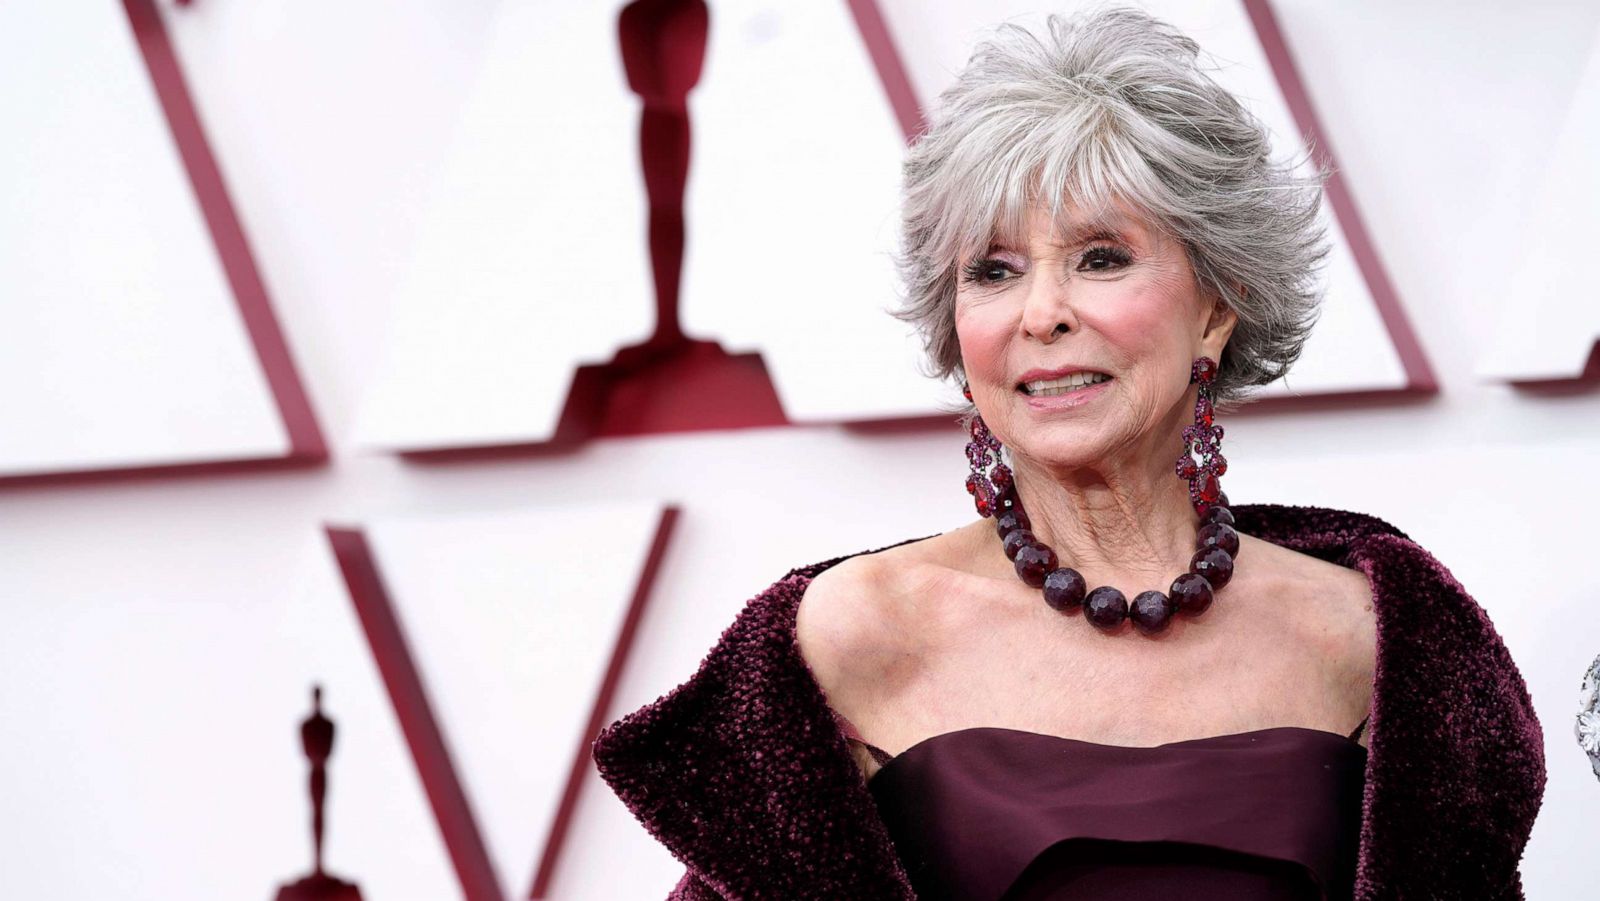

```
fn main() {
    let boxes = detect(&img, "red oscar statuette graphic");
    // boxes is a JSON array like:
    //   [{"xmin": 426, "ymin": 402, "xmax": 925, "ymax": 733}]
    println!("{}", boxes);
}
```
[{"xmin": 274, "ymin": 684, "xmax": 363, "ymax": 901}]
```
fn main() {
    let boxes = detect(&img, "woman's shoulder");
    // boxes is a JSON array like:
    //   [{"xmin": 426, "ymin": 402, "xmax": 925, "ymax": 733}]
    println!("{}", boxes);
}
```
[
  {"xmin": 794, "ymin": 531, "xmax": 960, "ymax": 698},
  {"xmin": 1237, "ymin": 529, "xmax": 1375, "ymax": 609},
  {"xmin": 797, "ymin": 527, "xmax": 1003, "ymax": 728}
]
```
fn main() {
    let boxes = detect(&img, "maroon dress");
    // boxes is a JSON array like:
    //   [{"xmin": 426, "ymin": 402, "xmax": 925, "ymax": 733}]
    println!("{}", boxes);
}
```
[{"xmin": 844, "ymin": 716, "xmax": 1368, "ymax": 901}]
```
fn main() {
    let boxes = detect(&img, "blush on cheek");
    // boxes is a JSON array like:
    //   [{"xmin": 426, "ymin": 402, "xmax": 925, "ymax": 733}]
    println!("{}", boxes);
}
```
[{"xmin": 954, "ymin": 315, "xmax": 1016, "ymax": 394}]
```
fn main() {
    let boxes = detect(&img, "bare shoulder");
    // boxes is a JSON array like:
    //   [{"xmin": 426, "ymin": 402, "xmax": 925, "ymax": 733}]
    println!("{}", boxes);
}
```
[
  {"xmin": 1239, "ymin": 531, "xmax": 1377, "ymax": 705},
  {"xmin": 794, "ymin": 534, "xmax": 960, "ymax": 709},
  {"xmin": 794, "ymin": 553, "xmax": 887, "ymax": 689},
  {"xmin": 1240, "ymin": 531, "xmax": 1374, "ymax": 624},
  {"xmin": 1238, "ymin": 523, "xmax": 1366, "ymax": 580}
]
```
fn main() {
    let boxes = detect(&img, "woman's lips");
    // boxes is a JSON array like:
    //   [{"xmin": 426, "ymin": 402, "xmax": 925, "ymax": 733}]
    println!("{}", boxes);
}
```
[{"xmin": 1017, "ymin": 377, "xmax": 1113, "ymax": 409}]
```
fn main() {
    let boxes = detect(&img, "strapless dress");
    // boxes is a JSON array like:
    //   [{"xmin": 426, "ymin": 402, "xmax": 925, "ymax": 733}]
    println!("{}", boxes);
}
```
[{"xmin": 844, "ymin": 716, "xmax": 1368, "ymax": 900}]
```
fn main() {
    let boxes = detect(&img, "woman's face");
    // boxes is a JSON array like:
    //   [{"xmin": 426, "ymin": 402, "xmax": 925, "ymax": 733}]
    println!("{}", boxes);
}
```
[{"xmin": 955, "ymin": 198, "xmax": 1236, "ymax": 477}]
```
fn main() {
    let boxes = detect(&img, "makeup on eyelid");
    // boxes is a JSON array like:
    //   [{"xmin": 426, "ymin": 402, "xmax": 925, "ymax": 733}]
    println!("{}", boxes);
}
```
[{"xmin": 960, "ymin": 243, "xmax": 1134, "ymax": 286}]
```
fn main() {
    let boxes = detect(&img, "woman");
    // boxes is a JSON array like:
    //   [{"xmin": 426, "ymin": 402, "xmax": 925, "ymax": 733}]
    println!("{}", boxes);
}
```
[{"xmin": 593, "ymin": 7, "xmax": 1544, "ymax": 899}]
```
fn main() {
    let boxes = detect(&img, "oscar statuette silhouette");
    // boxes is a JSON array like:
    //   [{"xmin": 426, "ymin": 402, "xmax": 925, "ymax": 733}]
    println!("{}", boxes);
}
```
[{"xmin": 274, "ymin": 685, "xmax": 363, "ymax": 901}]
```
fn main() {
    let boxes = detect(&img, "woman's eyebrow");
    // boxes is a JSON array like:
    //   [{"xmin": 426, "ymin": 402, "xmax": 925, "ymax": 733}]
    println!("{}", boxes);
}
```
[
  {"xmin": 1058, "ymin": 215, "xmax": 1139, "ymax": 244},
  {"xmin": 977, "ymin": 215, "xmax": 1140, "ymax": 255}
]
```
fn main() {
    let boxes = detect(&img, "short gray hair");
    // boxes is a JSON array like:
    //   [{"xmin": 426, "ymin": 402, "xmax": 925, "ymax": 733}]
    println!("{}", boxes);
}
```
[{"xmin": 890, "ymin": 5, "xmax": 1332, "ymax": 412}]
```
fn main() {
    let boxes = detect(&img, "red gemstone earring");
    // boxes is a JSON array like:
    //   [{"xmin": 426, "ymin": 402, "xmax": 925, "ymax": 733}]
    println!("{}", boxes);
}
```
[
  {"xmin": 1177, "ymin": 356, "xmax": 1228, "ymax": 512},
  {"xmin": 962, "ymin": 381, "xmax": 1012, "ymax": 518}
]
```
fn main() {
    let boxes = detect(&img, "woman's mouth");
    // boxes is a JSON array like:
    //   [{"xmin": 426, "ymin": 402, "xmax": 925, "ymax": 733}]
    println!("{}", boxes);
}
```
[
  {"xmin": 1016, "ymin": 372, "xmax": 1113, "ymax": 407},
  {"xmin": 1018, "ymin": 372, "xmax": 1113, "ymax": 396}
]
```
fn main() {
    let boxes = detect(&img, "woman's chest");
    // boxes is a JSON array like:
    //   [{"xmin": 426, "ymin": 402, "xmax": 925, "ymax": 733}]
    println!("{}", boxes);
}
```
[{"xmin": 867, "ymin": 565, "xmax": 1373, "ymax": 751}]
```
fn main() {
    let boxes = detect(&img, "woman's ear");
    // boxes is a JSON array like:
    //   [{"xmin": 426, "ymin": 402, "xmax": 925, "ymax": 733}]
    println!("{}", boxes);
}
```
[{"xmin": 1201, "ymin": 287, "xmax": 1239, "ymax": 353}]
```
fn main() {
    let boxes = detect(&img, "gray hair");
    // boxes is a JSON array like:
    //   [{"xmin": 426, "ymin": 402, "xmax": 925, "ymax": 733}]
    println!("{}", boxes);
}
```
[{"xmin": 890, "ymin": 4, "xmax": 1332, "ymax": 412}]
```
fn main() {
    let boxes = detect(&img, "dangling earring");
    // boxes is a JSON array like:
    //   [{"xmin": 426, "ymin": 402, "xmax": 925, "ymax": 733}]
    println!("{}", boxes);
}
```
[
  {"xmin": 961, "ymin": 381, "xmax": 1013, "ymax": 518},
  {"xmin": 1176, "ymin": 356, "xmax": 1229, "ymax": 512}
]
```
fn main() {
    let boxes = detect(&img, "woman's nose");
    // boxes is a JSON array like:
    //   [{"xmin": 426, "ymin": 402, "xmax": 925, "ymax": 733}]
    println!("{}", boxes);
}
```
[{"xmin": 1020, "ymin": 270, "xmax": 1077, "ymax": 342}]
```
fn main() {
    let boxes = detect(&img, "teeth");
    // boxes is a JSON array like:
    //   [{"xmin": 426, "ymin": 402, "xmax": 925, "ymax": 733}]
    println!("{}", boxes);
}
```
[{"xmin": 1024, "ymin": 372, "xmax": 1110, "ymax": 395}]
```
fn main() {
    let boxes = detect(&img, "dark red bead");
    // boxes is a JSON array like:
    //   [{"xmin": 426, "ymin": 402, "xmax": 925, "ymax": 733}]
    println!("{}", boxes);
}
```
[
  {"xmin": 1169, "ymin": 572, "xmax": 1214, "ymax": 614},
  {"xmin": 1002, "ymin": 529, "xmax": 1035, "ymax": 561},
  {"xmin": 1217, "ymin": 490, "xmax": 1230, "ymax": 507},
  {"xmin": 1201, "ymin": 505, "xmax": 1234, "ymax": 527},
  {"xmin": 1084, "ymin": 586, "xmax": 1128, "ymax": 629},
  {"xmin": 1043, "ymin": 568, "xmax": 1087, "ymax": 610},
  {"xmin": 989, "ymin": 464, "xmax": 1014, "ymax": 494},
  {"xmin": 994, "ymin": 482, "xmax": 1019, "ymax": 511},
  {"xmin": 1130, "ymin": 590, "xmax": 1174, "ymax": 634},
  {"xmin": 995, "ymin": 509, "xmax": 1031, "ymax": 538},
  {"xmin": 1014, "ymin": 543, "xmax": 1058, "ymax": 588},
  {"xmin": 1197, "ymin": 522, "xmax": 1239, "ymax": 556},
  {"xmin": 1190, "ymin": 547, "xmax": 1234, "ymax": 590}
]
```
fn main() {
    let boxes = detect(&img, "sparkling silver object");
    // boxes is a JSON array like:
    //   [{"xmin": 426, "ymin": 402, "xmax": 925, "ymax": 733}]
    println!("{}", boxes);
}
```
[{"xmin": 1578, "ymin": 653, "xmax": 1600, "ymax": 779}]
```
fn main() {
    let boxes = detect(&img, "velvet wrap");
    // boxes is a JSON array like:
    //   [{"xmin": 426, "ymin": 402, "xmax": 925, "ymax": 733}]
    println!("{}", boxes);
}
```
[{"xmin": 592, "ymin": 503, "xmax": 1546, "ymax": 899}]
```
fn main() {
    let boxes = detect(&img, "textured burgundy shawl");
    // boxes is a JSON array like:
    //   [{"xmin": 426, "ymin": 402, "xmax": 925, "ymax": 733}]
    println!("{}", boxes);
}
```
[{"xmin": 591, "ymin": 504, "xmax": 1546, "ymax": 899}]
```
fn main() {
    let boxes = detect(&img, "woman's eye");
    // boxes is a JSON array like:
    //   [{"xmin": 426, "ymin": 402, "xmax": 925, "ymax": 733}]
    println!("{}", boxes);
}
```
[
  {"xmin": 1079, "ymin": 245, "xmax": 1132, "ymax": 271},
  {"xmin": 961, "ymin": 259, "xmax": 1016, "ymax": 285},
  {"xmin": 960, "ymin": 246, "xmax": 1128, "ymax": 285}
]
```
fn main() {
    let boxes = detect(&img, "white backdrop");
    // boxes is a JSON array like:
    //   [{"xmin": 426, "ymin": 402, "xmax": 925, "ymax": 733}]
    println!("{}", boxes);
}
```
[{"xmin": 2, "ymin": 1, "xmax": 1597, "ymax": 899}]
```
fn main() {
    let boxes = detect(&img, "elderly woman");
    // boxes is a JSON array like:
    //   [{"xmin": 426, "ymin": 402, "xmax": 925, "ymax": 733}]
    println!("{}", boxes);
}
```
[{"xmin": 593, "ymin": 8, "xmax": 1544, "ymax": 900}]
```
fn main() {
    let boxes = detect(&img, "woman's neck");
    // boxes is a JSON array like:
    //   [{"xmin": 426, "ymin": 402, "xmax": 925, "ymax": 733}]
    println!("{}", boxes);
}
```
[{"xmin": 1007, "ymin": 449, "xmax": 1201, "ymax": 590}]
